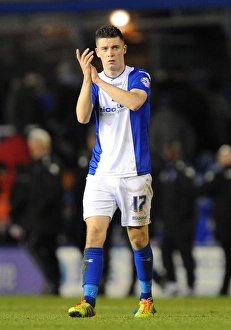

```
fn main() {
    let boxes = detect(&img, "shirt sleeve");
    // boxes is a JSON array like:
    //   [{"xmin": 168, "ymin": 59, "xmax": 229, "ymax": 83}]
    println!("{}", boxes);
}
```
[
  {"xmin": 128, "ymin": 69, "xmax": 151, "ymax": 97},
  {"xmin": 91, "ymin": 83, "xmax": 99, "ymax": 105}
]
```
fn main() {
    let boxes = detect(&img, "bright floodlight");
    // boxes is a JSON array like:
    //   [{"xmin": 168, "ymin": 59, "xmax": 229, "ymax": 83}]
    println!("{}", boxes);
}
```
[{"xmin": 110, "ymin": 10, "xmax": 130, "ymax": 27}]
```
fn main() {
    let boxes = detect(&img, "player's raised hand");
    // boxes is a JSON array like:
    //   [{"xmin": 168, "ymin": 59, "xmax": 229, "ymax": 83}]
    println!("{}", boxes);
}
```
[{"xmin": 76, "ymin": 48, "xmax": 94, "ymax": 77}]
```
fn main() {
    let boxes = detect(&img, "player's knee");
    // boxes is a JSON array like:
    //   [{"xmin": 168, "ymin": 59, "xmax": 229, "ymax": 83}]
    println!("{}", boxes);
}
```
[
  {"xmin": 129, "ymin": 233, "xmax": 149, "ymax": 250},
  {"xmin": 85, "ymin": 226, "xmax": 107, "ymax": 247},
  {"xmin": 127, "ymin": 226, "xmax": 149, "ymax": 249}
]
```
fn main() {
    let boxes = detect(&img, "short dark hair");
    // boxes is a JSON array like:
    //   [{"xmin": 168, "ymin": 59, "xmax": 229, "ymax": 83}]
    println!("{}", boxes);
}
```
[{"xmin": 95, "ymin": 25, "xmax": 124, "ymax": 44}]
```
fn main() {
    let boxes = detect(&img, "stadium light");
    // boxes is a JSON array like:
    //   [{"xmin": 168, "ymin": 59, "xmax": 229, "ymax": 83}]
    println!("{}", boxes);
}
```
[{"xmin": 109, "ymin": 10, "xmax": 130, "ymax": 27}]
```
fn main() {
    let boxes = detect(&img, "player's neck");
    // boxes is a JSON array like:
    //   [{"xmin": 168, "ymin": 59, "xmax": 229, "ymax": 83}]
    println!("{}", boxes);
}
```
[{"xmin": 104, "ymin": 65, "xmax": 126, "ymax": 79}]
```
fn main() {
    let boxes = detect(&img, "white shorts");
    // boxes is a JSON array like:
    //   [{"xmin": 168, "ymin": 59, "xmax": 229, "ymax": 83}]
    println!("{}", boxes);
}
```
[{"xmin": 83, "ymin": 174, "xmax": 153, "ymax": 227}]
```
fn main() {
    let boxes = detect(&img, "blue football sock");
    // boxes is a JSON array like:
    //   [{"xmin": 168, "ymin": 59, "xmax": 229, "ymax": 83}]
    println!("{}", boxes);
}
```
[
  {"xmin": 132, "ymin": 242, "xmax": 153, "ymax": 300},
  {"xmin": 82, "ymin": 247, "xmax": 103, "ymax": 307}
]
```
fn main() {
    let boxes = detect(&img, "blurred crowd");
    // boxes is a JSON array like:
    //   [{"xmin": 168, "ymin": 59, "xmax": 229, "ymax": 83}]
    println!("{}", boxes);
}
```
[{"xmin": 0, "ymin": 66, "xmax": 231, "ymax": 296}]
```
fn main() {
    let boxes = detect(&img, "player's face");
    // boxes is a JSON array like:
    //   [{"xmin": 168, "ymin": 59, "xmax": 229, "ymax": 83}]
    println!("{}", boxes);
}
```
[{"xmin": 95, "ymin": 37, "xmax": 127, "ymax": 77}]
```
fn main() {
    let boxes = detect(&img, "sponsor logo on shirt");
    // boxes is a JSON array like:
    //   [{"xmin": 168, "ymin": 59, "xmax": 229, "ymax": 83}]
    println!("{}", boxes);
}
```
[{"xmin": 99, "ymin": 103, "xmax": 126, "ymax": 115}]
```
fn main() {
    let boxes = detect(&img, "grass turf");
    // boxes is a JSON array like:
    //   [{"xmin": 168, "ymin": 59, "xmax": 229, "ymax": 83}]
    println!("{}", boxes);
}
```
[{"xmin": 0, "ymin": 296, "xmax": 230, "ymax": 330}]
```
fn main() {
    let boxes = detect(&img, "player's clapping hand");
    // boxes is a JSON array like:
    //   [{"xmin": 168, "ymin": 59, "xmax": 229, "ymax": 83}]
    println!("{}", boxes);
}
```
[{"xmin": 76, "ymin": 48, "xmax": 94, "ymax": 77}]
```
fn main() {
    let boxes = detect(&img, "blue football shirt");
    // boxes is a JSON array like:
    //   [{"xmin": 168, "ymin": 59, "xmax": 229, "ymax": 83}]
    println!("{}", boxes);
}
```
[{"xmin": 89, "ymin": 65, "xmax": 152, "ymax": 177}]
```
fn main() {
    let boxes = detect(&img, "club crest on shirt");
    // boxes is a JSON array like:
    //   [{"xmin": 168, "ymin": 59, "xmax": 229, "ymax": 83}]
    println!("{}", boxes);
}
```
[{"xmin": 141, "ymin": 77, "xmax": 150, "ymax": 88}]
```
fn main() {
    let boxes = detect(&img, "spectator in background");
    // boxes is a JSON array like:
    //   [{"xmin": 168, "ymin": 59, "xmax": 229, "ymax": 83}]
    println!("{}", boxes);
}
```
[
  {"xmin": 155, "ymin": 140, "xmax": 196, "ymax": 296},
  {"xmin": 0, "ymin": 161, "xmax": 10, "ymax": 241},
  {"xmin": 0, "ymin": 126, "xmax": 30, "ymax": 241},
  {"xmin": 0, "ymin": 126, "xmax": 30, "ymax": 187},
  {"xmin": 2, "ymin": 78, "xmax": 22, "ymax": 126},
  {"xmin": 204, "ymin": 78, "xmax": 231, "ymax": 150},
  {"xmin": 9, "ymin": 128, "xmax": 64, "ymax": 295},
  {"xmin": 150, "ymin": 68, "xmax": 208, "ymax": 160},
  {"xmin": 149, "ymin": 105, "xmax": 196, "ymax": 175},
  {"xmin": 6, "ymin": 73, "xmax": 45, "ymax": 132},
  {"xmin": 197, "ymin": 144, "xmax": 231, "ymax": 295}
]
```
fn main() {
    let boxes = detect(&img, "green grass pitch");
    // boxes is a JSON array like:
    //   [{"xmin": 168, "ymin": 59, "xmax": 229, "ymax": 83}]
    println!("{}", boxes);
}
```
[{"xmin": 0, "ymin": 296, "xmax": 230, "ymax": 330}]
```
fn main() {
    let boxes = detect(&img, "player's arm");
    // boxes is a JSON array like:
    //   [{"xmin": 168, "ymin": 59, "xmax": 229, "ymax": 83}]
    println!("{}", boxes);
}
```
[
  {"xmin": 91, "ymin": 66, "xmax": 147, "ymax": 111},
  {"xmin": 76, "ymin": 48, "xmax": 94, "ymax": 123},
  {"xmin": 76, "ymin": 76, "xmax": 93, "ymax": 124}
]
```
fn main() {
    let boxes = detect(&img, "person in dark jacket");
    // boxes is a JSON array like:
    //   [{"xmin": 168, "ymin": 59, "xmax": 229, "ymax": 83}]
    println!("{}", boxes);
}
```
[
  {"xmin": 9, "ymin": 128, "xmax": 63, "ymax": 295},
  {"xmin": 156, "ymin": 140, "xmax": 196, "ymax": 296},
  {"xmin": 197, "ymin": 144, "xmax": 231, "ymax": 295}
]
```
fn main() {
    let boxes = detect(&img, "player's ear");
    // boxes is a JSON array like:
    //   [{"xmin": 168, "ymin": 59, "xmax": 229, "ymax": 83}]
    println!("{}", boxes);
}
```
[
  {"xmin": 123, "ymin": 44, "xmax": 127, "ymax": 55},
  {"xmin": 95, "ymin": 48, "xmax": 100, "ymax": 58}
]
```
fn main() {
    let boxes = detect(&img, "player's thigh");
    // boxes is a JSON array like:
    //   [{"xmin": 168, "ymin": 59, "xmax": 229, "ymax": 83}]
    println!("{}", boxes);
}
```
[
  {"xmin": 118, "ymin": 174, "xmax": 153, "ymax": 227},
  {"xmin": 83, "ymin": 175, "xmax": 117, "ymax": 220}
]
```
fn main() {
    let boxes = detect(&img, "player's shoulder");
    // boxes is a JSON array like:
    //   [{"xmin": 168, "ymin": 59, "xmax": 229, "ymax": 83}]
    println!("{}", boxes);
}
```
[
  {"xmin": 127, "ymin": 67, "xmax": 151, "ymax": 90},
  {"xmin": 128, "ymin": 66, "xmax": 151, "ymax": 79}
]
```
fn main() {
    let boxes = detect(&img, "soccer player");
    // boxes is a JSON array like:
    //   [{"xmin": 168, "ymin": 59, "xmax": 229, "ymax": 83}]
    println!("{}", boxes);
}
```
[{"xmin": 68, "ymin": 25, "xmax": 156, "ymax": 318}]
